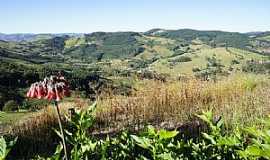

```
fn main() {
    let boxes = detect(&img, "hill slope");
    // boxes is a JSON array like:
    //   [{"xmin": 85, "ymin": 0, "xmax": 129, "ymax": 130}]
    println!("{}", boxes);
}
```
[{"xmin": 0, "ymin": 29, "xmax": 269, "ymax": 77}]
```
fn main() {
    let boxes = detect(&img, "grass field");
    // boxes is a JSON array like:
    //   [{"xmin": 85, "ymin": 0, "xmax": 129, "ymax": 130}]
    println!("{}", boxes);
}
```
[
  {"xmin": 150, "ymin": 46, "xmax": 267, "ymax": 76},
  {"xmin": 6, "ymin": 73, "xmax": 270, "ymax": 134},
  {"xmin": 257, "ymin": 35, "xmax": 270, "ymax": 41},
  {"xmin": 0, "ymin": 111, "xmax": 36, "ymax": 128},
  {"xmin": 95, "ymin": 73, "xmax": 270, "ymax": 131}
]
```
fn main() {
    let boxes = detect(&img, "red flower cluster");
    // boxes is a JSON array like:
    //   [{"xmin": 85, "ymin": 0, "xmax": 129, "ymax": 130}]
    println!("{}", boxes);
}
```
[{"xmin": 26, "ymin": 75, "xmax": 70, "ymax": 101}]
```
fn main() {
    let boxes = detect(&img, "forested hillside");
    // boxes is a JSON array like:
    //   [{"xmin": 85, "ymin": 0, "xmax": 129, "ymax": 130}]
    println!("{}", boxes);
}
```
[
  {"xmin": 1, "ymin": 29, "xmax": 270, "ymax": 64},
  {"xmin": 1, "ymin": 29, "xmax": 270, "ymax": 109}
]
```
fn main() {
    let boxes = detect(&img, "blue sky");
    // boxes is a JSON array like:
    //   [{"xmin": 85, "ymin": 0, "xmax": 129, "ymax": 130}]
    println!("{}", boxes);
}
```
[{"xmin": 1, "ymin": 0, "xmax": 269, "ymax": 33}]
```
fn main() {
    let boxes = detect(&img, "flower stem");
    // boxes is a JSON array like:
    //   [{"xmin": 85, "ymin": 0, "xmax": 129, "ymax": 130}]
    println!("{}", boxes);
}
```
[{"xmin": 54, "ymin": 101, "xmax": 68, "ymax": 160}]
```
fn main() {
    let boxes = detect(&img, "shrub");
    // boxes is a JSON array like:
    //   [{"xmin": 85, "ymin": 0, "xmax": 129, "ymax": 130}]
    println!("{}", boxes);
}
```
[
  {"xmin": 175, "ymin": 56, "xmax": 192, "ymax": 62},
  {"xmin": 231, "ymin": 59, "xmax": 240, "ymax": 65},
  {"xmin": 21, "ymin": 99, "xmax": 50, "ymax": 111},
  {"xmin": 168, "ymin": 56, "xmax": 192, "ymax": 64},
  {"xmin": 192, "ymin": 67, "xmax": 201, "ymax": 72},
  {"xmin": 3, "ymin": 100, "xmax": 18, "ymax": 112},
  {"xmin": 171, "ymin": 50, "xmax": 185, "ymax": 56},
  {"xmin": 242, "ymin": 61, "xmax": 270, "ymax": 74},
  {"xmin": 194, "ymin": 55, "xmax": 225, "ymax": 80}
]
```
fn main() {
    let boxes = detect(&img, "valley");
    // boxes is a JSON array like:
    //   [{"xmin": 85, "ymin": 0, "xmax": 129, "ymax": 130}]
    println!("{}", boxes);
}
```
[{"xmin": 1, "ymin": 29, "xmax": 270, "ymax": 159}]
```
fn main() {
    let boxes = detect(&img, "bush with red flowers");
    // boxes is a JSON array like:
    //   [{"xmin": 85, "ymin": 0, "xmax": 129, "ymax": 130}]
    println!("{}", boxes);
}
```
[{"xmin": 26, "ymin": 75, "xmax": 70, "ymax": 101}]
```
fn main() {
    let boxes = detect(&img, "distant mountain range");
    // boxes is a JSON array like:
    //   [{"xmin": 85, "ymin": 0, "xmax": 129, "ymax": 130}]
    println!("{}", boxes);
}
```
[
  {"xmin": 0, "ymin": 29, "xmax": 269, "ymax": 64},
  {"xmin": 0, "ymin": 33, "xmax": 83, "ymax": 42},
  {"xmin": 1, "ymin": 29, "xmax": 269, "ymax": 42}
]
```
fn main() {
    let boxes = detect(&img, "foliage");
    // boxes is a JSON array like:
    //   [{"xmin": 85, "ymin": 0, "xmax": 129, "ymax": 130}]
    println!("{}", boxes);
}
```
[
  {"xmin": 53, "ymin": 102, "xmax": 97, "ymax": 160},
  {"xmin": 21, "ymin": 99, "xmax": 50, "ymax": 111},
  {"xmin": 194, "ymin": 54, "xmax": 226, "ymax": 80},
  {"xmin": 168, "ymin": 56, "xmax": 192, "ymax": 63},
  {"xmin": 2, "ymin": 100, "xmax": 19, "ymax": 112},
  {"xmin": 0, "ymin": 136, "xmax": 17, "ymax": 160},
  {"xmin": 150, "ymin": 29, "xmax": 251, "ymax": 49},
  {"xmin": 0, "ymin": 60, "xmax": 111, "ymax": 107},
  {"xmin": 1, "ymin": 29, "xmax": 270, "ymax": 159},
  {"xmin": 242, "ymin": 61, "xmax": 270, "ymax": 74},
  {"xmin": 46, "ymin": 107, "xmax": 270, "ymax": 160},
  {"xmin": 238, "ymin": 117, "xmax": 270, "ymax": 159}
]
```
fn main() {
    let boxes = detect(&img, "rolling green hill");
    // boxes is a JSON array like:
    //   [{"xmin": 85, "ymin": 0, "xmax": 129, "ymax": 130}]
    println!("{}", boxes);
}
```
[
  {"xmin": 0, "ymin": 29, "xmax": 269, "ymax": 76},
  {"xmin": 145, "ymin": 29, "xmax": 251, "ymax": 49}
]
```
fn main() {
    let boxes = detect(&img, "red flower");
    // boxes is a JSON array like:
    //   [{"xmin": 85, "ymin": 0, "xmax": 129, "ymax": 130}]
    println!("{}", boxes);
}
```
[
  {"xmin": 45, "ymin": 85, "xmax": 56, "ymax": 101},
  {"xmin": 37, "ymin": 84, "xmax": 45, "ymax": 99},
  {"xmin": 26, "ymin": 84, "xmax": 33, "ymax": 98},
  {"xmin": 55, "ymin": 85, "xmax": 62, "ymax": 102},
  {"xmin": 29, "ymin": 84, "xmax": 37, "ymax": 98},
  {"xmin": 26, "ymin": 75, "xmax": 70, "ymax": 102}
]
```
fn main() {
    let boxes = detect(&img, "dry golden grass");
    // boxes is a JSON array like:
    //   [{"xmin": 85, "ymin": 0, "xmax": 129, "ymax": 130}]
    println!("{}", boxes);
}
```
[
  {"xmin": 95, "ymin": 74, "xmax": 270, "ymax": 132},
  {"xmin": 10, "ymin": 99, "xmax": 90, "ymax": 136},
  {"xmin": 8, "ymin": 99, "xmax": 90, "ymax": 159},
  {"xmin": 7, "ymin": 73, "xmax": 270, "ymax": 158},
  {"xmin": 9, "ymin": 74, "xmax": 270, "ymax": 137}
]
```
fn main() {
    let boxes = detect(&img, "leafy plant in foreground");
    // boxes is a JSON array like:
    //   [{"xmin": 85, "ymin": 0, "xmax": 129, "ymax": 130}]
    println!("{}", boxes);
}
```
[
  {"xmin": 238, "ymin": 117, "xmax": 270, "ymax": 159},
  {"xmin": 48, "ymin": 108, "xmax": 270, "ymax": 160},
  {"xmin": 0, "ymin": 136, "xmax": 17, "ymax": 160},
  {"xmin": 131, "ymin": 125, "xmax": 179, "ymax": 159},
  {"xmin": 52, "ymin": 102, "xmax": 97, "ymax": 160},
  {"xmin": 192, "ymin": 111, "xmax": 244, "ymax": 159}
]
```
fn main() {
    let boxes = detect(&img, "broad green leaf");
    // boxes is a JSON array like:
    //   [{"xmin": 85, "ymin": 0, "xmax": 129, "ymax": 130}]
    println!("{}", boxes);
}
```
[
  {"xmin": 202, "ymin": 133, "xmax": 216, "ymax": 144},
  {"xmin": 0, "ymin": 137, "xmax": 7, "ymax": 160},
  {"xmin": 245, "ymin": 145, "xmax": 262, "ymax": 156},
  {"xmin": 147, "ymin": 125, "xmax": 156, "ymax": 136},
  {"xmin": 81, "ymin": 145, "xmax": 90, "ymax": 153},
  {"xmin": 196, "ymin": 111, "xmax": 213, "ymax": 125},
  {"xmin": 157, "ymin": 153, "xmax": 174, "ymax": 160},
  {"xmin": 237, "ymin": 150, "xmax": 248, "ymax": 159},
  {"xmin": 0, "ymin": 136, "xmax": 16, "ymax": 160},
  {"xmin": 243, "ymin": 127, "xmax": 262, "ymax": 137},
  {"xmin": 89, "ymin": 141, "xmax": 97, "ymax": 151},
  {"xmin": 131, "ymin": 135, "xmax": 152, "ymax": 149},
  {"xmin": 261, "ymin": 144, "xmax": 270, "ymax": 158},
  {"xmin": 158, "ymin": 129, "xmax": 179, "ymax": 140},
  {"xmin": 50, "ymin": 144, "xmax": 63, "ymax": 160},
  {"xmin": 216, "ymin": 117, "xmax": 224, "ymax": 128},
  {"xmin": 217, "ymin": 136, "xmax": 240, "ymax": 146}
]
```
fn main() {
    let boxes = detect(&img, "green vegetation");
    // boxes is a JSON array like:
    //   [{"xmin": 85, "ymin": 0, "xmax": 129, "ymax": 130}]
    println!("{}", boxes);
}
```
[
  {"xmin": 3, "ymin": 73, "xmax": 268, "ymax": 159},
  {"xmin": 146, "ymin": 29, "xmax": 251, "ymax": 49},
  {"xmin": 0, "ymin": 111, "xmax": 33, "ymax": 125},
  {"xmin": 1, "ymin": 29, "xmax": 270, "ymax": 159},
  {"xmin": 255, "ymin": 32, "xmax": 270, "ymax": 42},
  {"xmin": 1, "ymin": 29, "xmax": 269, "ymax": 64},
  {"xmin": 0, "ymin": 136, "xmax": 17, "ymax": 160},
  {"xmin": 257, "ymin": 35, "xmax": 270, "ymax": 41},
  {"xmin": 34, "ymin": 105, "xmax": 270, "ymax": 160},
  {"xmin": 168, "ymin": 56, "xmax": 192, "ymax": 63},
  {"xmin": 193, "ymin": 54, "xmax": 226, "ymax": 80},
  {"xmin": 2, "ymin": 100, "xmax": 18, "ymax": 112},
  {"xmin": 151, "ymin": 47, "xmax": 266, "ymax": 76}
]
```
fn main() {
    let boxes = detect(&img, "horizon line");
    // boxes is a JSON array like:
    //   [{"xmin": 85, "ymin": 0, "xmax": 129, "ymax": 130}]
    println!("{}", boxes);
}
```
[{"xmin": 1, "ymin": 28, "xmax": 270, "ymax": 35}]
